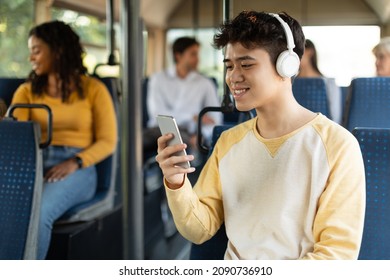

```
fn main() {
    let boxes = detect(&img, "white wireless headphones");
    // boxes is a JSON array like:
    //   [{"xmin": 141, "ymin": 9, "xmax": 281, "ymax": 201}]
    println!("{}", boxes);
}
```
[{"xmin": 269, "ymin": 13, "xmax": 300, "ymax": 78}]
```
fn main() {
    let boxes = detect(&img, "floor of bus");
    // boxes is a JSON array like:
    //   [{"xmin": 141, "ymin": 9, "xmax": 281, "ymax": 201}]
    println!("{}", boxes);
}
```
[
  {"xmin": 46, "ymin": 205, "xmax": 192, "ymax": 260},
  {"xmin": 146, "ymin": 154, "xmax": 207, "ymax": 260},
  {"xmin": 147, "ymin": 231, "xmax": 191, "ymax": 260}
]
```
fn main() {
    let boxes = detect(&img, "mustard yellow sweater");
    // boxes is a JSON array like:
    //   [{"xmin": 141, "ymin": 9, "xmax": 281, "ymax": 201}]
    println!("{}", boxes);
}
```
[{"xmin": 11, "ymin": 76, "xmax": 117, "ymax": 167}]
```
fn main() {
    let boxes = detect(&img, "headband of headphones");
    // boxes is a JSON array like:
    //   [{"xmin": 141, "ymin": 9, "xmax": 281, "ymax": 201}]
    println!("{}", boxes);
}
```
[
  {"xmin": 268, "ymin": 13, "xmax": 300, "ymax": 78},
  {"xmin": 268, "ymin": 13, "xmax": 296, "ymax": 53}
]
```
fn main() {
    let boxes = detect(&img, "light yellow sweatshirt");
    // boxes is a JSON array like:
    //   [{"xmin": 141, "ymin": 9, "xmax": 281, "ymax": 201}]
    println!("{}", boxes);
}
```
[
  {"xmin": 11, "ymin": 75, "xmax": 117, "ymax": 167},
  {"xmin": 165, "ymin": 114, "xmax": 366, "ymax": 259}
]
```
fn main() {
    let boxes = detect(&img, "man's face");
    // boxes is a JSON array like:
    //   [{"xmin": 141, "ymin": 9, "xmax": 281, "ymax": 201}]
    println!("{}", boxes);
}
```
[
  {"xmin": 224, "ymin": 42, "xmax": 282, "ymax": 112},
  {"xmin": 176, "ymin": 44, "xmax": 199, "ymax": 71}
]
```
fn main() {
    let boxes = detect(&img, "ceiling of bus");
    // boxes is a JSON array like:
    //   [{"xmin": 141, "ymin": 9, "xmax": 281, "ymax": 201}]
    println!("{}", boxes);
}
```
[
  {"xmin": 52, "ymin": 0, "xmax": 390, "ymax": 28},
  {"xmin": 52, "ymin": 0, "xmax": 183, "ymax": 27}
]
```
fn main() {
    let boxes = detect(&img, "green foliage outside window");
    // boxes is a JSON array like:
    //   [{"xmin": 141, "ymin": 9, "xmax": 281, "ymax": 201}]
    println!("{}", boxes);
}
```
[
  {"xmin": 0, "ymin": 0, "xmax": 34, "ymax": 77},
  {"xmin": 0, "ymin": 0, "xmax": 108, "ymax": 77}
]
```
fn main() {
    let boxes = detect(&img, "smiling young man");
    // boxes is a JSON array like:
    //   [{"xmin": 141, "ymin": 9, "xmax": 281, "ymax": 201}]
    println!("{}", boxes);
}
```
[{"xmin": 156, "ymin": 11, "xmax": 366, "ymax": 260}]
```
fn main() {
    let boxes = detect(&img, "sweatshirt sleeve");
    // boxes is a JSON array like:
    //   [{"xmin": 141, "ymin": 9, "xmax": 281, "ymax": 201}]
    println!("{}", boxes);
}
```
[
  {"xmin": 164, "ymin": 149, "xmax": 224, "ymax": 244},
  {"xmin": 302, "ymin": 125, "xmax": 366, "ymax": 259}
]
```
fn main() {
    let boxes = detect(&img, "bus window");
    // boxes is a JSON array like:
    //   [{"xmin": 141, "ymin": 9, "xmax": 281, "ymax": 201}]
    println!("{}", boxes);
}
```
[
  {"xmin": 52, "ymin": 7, "xmax": 120, "ymax": 76},
  {"xmin": 0, "ymin": 0, "xmax": 34, "ymax": 77},
  {"xmin": 302, "ymin": 25, "xmax": 380, "ymax": 86},
  {"xmin": 166, "ymin": 28, "xmax": 224, "ymax": 96}
]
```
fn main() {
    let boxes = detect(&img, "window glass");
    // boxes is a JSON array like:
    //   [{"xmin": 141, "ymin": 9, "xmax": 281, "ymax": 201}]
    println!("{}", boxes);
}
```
[
  {"xmin": 167, "ymin": 28, "xmax": 224, "ymax": 97},
  {"xmin": 52, "ymin": 8, "xmax": 120, "ymax": 76},
  {"xmin": 0, "ymin": 0, "xmax": 34, "ymax": 77},
  {"xmin": 168, "ymin": 26, "xmax": 380, "ymax": 91},
  {"xmin": 302, "ymin": 26, "xmax": 380, "ymax": 86}
]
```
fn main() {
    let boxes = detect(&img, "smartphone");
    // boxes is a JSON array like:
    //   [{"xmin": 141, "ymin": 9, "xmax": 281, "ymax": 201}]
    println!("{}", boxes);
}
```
[{"xmin": 156, "ymin": 115, "xmax": 191, "ymax": 169}]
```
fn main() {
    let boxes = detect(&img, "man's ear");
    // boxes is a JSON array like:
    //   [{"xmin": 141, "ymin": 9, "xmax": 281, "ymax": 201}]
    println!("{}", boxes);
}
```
[{"xmin": 174, "ymin": 52, "xmax": 182, "ymax": 64}]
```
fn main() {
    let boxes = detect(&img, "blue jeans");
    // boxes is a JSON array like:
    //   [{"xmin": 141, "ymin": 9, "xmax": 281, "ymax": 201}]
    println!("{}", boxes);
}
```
[{"xmin": 38, "ymin": 146, "xmax": 97, "ymax": 259}]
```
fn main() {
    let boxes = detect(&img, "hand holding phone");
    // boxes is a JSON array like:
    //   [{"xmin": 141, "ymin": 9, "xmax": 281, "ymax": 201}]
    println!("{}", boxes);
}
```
[{"xmin": 156, "ymin": 115, "xmax": 191, "ymax": 169}]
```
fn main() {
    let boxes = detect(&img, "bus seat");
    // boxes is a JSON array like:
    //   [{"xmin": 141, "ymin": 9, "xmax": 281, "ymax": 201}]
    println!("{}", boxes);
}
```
[
  {"xmin": 292, "ymin": 77, "xmax": 330, "ymax": 118},
  {"xmin": 222, "ymin": 108, "xmax": 255, "ymax": 126},
  {"xmin": 340, "ymin": 85, "xmax": 349, "ymax": 120},
  {"xmin": 58, "ymin": 150, "xmax": 118, "ymax": 222},
  {"xmin": 343, "ymin": 77, "xmax": 390, "ymax": 131},
  {"xmin": 190, "ymin": 223, "xmax": 228, "ymax": 260},
  {"xmin": 207, "ymin": 124, "xmax": 234, "ymax": 156},
  {"xmin": 0, "ymin": 120, "xmax": 42, "ymax": 259},
  {"xmin": 57, "ymin": 77, "xmax": 120, "ymax": 222},
  {"xmin": 190, "ymin": 124, "xmax": 232, "ymax": 260},
  {"xmin": 190, "ymin": 101, "xmax": 257, "ymax": 259},
  {"xmin": 98, "ymin": 77, "xmax": 121, "ymax": 114},
  {"xmin": 0, "ymin": 78, "xmax": 26, "ymax": 107},
  {"xmin": 0, "ymin": 104, "xmax": 52, "ymax": 259},
  {"xmin": 353, "ymin": 128, "xmax": 390, "ymax": 260},
  {"xmin": 190, "ymin": 124, "xmax": 234, "ymax": 260}
]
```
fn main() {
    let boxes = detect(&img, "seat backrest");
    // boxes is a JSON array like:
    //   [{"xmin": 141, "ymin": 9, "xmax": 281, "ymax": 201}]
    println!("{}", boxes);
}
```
[
  {"xmin": 190, "ymin": 124, "xmax": 232, "ymax": 260},
  {"xmin": 0, "ymin": 78, "xmax": 26, "ymax": 107},
  {"xmin": 340, "ymin": 86, "xmax": 349, "ymax": 120},
  {"xmin": 292, "ymin": 77, "xmax": 330, "ymax": 118},
  {"xmin": 344, "ymin": 77, "xmax": 390, "ymax": 131},
  {"xmin": 0, "ymin": 120, "xmax": 42, "ymax": 259},
  {"xmin": 190, "ymin": 223, "xmax": 228, "ymax": 260},
  {"xmin": 353, "ymin": 128, "xmax": 390, "ymax": 260},
  {"xmin": 58, "ymin": 77, "xmax": 120, "ymax": 222},
  {"xmin": 207, "ymin": 124, "xmax": 234, "ymax": 156}
]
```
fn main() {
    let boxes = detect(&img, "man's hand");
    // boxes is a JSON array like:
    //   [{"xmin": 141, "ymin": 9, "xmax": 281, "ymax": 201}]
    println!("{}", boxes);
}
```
[{"xmin": 155, "ymin": 133, "xmax": 196, "ymax": 189}]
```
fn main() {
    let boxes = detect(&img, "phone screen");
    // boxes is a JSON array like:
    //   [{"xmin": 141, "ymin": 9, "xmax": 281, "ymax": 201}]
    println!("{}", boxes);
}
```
[{"xmin": 156, "ymin": 115, "xmax": 190, "ymax": 168}]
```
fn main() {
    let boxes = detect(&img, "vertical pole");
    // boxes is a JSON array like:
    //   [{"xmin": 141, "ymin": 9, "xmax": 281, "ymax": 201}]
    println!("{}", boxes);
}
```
[
  {"xmin": 106, "ymin": 0, "xmax": 117, "ymax": 65},
  {"xmin": 212, "ymin": 0, "xmax": 220, "ymax": 70},
  {"xmin": 223, "ymin": 0, "xmax": 233, "ymax": 23},
  {"xmin": 221, "ymin": 0, "xmax": 234, "ymax": 111},
  {"xmin": 193, "ymin": 0, "xmax": 199, "ymax": 37},
  {"xmin": 34, "ymin": 0, "xmax": 51, "ymax": 24},
  {"xmin": 120, "ymin": 0, "xmax": 144, "ymax": 259}
]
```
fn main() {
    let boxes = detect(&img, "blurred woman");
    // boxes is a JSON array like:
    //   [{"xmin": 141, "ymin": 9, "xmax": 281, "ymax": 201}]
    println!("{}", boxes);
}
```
[
  {"xmin": 298, "ymin": 39, "xmax": 342, "ymax": 124},
  {"xmin": 11, "ymin": 21, "xmax": 117, "ymax": 259},
  {"xmin": 372, "ymin": 36, "xmax": 390, "ymax": 76}
]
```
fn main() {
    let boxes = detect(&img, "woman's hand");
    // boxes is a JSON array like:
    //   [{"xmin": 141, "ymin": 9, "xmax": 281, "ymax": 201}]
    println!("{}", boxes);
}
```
[
  {"xmin": 155, "ymin": 133, "xmax": 196, "ymax": 189},
  {"xmin": 44, "ymin": 158, "xmax": 79, "ymax": 183}
]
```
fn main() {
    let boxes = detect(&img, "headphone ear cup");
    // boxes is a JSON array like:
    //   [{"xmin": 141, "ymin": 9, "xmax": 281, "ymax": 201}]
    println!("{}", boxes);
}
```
[{"xmin": 276, "ymin": 50, "xmax": 300, "ymax": 78}]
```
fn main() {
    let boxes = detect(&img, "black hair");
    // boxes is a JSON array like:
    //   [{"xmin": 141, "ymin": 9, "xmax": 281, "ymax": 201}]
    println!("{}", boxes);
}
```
[
  {"xmin": 213, "ymin": 11, "xmax": 305, "ymax": 66},
  {"xmin": 28, "ymin": 20, "xmax": 87, "ymax": 102},
  {"xmin": 304, "ymin": 39, "xmax": 323, "ymax": 76},
  {"xmin": 172, "ymin": 37, "xmax": 200, "ymax": 63}
]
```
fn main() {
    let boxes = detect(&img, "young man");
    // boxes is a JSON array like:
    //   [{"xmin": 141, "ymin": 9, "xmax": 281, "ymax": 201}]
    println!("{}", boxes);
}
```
[{"xmin": 156, "ymin": 11, "xmax": 365, "ymax": 259}]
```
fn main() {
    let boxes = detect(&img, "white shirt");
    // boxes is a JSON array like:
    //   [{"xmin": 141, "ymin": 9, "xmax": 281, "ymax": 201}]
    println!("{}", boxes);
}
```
[{"xmin": 147, "ymin": 67, "xmax": 221, "ymax": 138}]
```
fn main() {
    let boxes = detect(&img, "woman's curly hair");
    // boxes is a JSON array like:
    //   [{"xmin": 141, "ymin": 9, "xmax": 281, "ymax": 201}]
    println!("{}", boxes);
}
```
[
  {"xmin": 214, "ymin": 11, "xmax": 305, "ymax": 66},
  {"xmin": 28, "ymin": 20, "xmax": 87, "ymax": 102}
]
